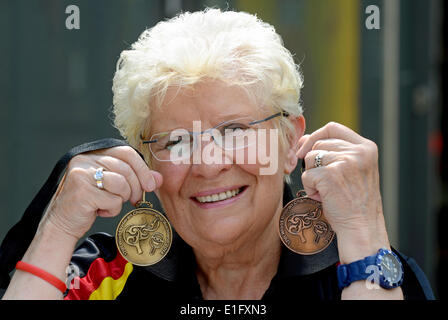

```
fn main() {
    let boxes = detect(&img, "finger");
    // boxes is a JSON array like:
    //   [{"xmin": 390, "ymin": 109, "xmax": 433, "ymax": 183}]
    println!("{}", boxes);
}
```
[
  {"xmin": 297, "ymin": 122, "xmax": 364, "ymax": 159},
  {"xmin": 304, "ymin": 150, "xmax": 336, "ymax": 171},
  {"xmin": 92, "ymin": 170, "xmax": 132, "ymax": 203},
  {"xmin": 90, "ymin": 188, "xmax": 124, "ymax": 218},
  {"xmin": 297, "ymin": 134, "xmax": 310, "ymax": 156},
  {"xmin": 311, "ymin": 138, "xmax": 353, "ymax": 152},
  {"xmin": 301, "ymin": 168, "xmax": 323, "ymax": 202},
  {"xmin": 93, "ymin": 155, "xmax": 143, "ymax": 206},
  {"xmin": 98, "ymin": 146, "xmax": 162, "ymax": 192}
]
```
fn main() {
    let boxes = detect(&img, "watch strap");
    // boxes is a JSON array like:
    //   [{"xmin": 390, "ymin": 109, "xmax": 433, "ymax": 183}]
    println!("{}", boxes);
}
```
[{"xmin": 337, "ymin": 254, "xmax": 377, "ymax": 290}]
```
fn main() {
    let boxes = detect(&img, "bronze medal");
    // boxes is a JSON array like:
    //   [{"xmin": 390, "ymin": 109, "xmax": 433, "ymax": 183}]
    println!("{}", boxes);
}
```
[
  {"xmin": 278, "ymin": 190, "xmax": 335, "ymax": 255},
  {"xmin": 115, "ymin": 193, "xmax": 172, "ymax": 266}
]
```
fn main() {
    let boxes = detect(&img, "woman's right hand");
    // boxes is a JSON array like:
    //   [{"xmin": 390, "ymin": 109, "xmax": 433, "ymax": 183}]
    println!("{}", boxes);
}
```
[{"xmin": 41, "ymin": 146, "xmax": 163, "ymax": 241}]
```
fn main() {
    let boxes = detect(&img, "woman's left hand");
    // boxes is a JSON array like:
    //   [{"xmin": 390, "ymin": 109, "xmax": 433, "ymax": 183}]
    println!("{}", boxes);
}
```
[{"xmin": 297, "ymin": 122, "xmax": 390, "ymax": 264}]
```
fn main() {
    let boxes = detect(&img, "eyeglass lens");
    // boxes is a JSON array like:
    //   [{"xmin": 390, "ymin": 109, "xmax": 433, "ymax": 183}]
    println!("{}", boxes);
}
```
[{"xmin": 149, "ymin": 118, "xmax": 259, "ymax": 161}]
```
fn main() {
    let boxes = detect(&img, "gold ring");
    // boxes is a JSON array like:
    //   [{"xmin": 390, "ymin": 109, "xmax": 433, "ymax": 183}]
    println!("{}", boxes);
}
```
[{"xmin": 94, "ymin": 167, "xmax": 104, "ymax": 189}]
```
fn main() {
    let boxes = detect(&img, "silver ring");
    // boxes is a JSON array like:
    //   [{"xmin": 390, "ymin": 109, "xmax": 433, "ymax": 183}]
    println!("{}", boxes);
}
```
[
  {"xmin": 314, "ymin": 151, "xmax": 327, "ymax": 168},
  {"xmin": 94, "ymin": 167, "xmax": 104, "ymax": 189}
]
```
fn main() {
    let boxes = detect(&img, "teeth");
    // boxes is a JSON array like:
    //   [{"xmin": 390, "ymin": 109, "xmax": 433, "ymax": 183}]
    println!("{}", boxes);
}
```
[{"xmin": 196, "ymin": 188, "xmax": 242, "ymax": 203}]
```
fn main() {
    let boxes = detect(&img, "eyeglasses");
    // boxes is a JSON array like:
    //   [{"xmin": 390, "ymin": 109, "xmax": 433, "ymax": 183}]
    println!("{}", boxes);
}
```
[{"xmin": 141, "ymin": 111, "xmax": 289, "ymax": 162}]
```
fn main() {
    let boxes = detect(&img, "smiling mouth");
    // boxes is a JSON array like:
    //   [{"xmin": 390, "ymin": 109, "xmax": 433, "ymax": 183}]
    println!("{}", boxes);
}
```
[{"xmin": 193, "ymin": 186, "xmax": 247, "ymax": 203}]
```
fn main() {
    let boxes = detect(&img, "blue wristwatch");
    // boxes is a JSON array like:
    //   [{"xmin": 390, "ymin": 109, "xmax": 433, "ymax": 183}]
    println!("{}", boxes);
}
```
[{"xmin": 337, "ymin": 247, "xmax": 404, "ymax": 290}]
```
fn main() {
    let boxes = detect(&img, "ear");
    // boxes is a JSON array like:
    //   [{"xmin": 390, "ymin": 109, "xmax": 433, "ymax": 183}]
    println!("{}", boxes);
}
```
[{"xmin": 284, "ymin": 115, "xmax": 306, "ymax": 174}]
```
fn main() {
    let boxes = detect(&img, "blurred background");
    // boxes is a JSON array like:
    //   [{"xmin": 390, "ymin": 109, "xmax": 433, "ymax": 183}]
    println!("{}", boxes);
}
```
[{"xmin": 0, "ymin": 0, "xmax": 445, "ymax": 298}]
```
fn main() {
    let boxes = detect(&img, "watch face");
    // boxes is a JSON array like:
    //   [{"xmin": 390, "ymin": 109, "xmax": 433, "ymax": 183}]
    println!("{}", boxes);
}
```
[{"xmin": 378, "ymin": 252, "xmax": 403, "ymax": 286}]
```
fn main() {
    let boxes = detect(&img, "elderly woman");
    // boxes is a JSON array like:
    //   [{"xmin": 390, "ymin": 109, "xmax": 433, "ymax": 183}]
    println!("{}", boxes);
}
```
[{"xmin": 1, "ymin": 9, "xmax": 433, "ymax": 300}]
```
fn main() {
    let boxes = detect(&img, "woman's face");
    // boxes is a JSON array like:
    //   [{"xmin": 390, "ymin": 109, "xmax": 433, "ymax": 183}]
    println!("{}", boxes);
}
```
[{"xmin": 148, "ymin": 81, "xmax": 303, "ymax": 254}]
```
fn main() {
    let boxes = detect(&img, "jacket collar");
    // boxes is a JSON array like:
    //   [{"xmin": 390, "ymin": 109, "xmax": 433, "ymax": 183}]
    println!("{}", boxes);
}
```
[{"xmin": 143, "ymin": 183, "xmax": 339, "ymax": 282}]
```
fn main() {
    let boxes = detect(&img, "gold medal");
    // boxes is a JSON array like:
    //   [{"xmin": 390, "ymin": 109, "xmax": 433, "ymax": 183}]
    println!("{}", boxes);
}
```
[
  {"xmin": 115, "ymin": 193, "xmax": 172, "ymax": 266},
  {"xmin": 278, "ymin": 190, "xmax": 335, "ymax": 255}
]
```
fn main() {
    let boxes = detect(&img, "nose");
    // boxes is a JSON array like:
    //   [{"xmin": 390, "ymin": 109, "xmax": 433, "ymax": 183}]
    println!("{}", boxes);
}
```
[{"xmin": 190, "ymin": 133, "xmax": 233, "ymax": 178}]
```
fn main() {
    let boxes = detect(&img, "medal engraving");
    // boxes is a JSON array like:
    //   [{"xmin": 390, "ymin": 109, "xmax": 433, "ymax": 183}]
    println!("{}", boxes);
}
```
[
  {"xmin": 278, "ymin": 191, "xmax": 335, "ymax": 255},
  {"xmin": 116, "ymin": 198, "xmax": 172, "ymax": 266}
]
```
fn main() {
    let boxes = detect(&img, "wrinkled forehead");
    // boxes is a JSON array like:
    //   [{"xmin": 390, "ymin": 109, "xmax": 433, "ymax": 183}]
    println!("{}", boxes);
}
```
[{"xmin": 147, "ymin": 81, "xmax": 269, "ymax": 134}]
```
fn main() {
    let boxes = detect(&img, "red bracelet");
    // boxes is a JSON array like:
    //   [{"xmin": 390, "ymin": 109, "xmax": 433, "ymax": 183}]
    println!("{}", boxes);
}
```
[{"xmin": 16, "ymin": 261, "xmax": 67, "ymax": 293}]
